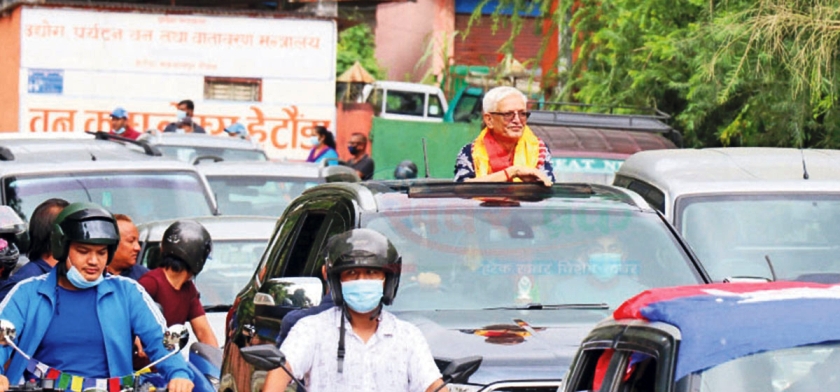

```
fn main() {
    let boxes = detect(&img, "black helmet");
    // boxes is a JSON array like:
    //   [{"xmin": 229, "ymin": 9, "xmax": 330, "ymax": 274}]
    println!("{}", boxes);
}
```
[
  {"xmin": 325, "ymin": 228, "xmax": 401, "ymax": 307},
  {"xmin": 393, "ymin": 160, "xmax": 418, "ymax": 179},
  {"xmin": 0, "ymin": 240, "xmax": 19, "ymax": 275},
  {"xmin": 160, "ymin": 220, "xmax": 212, "ymax": 276},
  {"xmin": 0, "ymin": 206, "xmax": 26, "ymax": 272},
  {"xmin": 50, "ymin": 202, "xmax": 120, "ymax": 265}
]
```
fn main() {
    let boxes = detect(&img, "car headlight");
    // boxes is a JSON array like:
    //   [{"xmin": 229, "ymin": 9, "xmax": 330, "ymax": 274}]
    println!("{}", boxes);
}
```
[{"xmin": 447, "ymin": 384, "xmax": 483, "ymax": 392}]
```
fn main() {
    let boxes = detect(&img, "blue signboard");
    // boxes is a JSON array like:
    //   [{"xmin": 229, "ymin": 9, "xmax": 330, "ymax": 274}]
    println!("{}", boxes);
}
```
[{"xmin": 27, "ymin": 69, "xmax": 64, "ymax": 94}]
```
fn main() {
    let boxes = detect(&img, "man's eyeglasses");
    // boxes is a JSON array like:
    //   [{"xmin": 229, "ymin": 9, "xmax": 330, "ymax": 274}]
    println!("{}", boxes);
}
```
[{"xmin": 490, "ymin": 111, "xmax": 531, "ymax": 122}]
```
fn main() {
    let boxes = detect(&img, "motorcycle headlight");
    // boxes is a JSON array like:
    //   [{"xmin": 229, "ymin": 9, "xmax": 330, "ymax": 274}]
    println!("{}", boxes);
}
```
[{"xmin": 447, "ymin": 384, "xmax": 483, "ymax": 392}]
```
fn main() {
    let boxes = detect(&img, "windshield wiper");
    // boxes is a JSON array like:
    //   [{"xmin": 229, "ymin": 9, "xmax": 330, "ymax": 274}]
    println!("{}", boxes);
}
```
[
  {"xmin": 203, "ymin": 304, "xmax": 232, "ymax": 312},
  {"xmin": 482, "ymin": 303, "xmax": 609, "ymax": 311}
]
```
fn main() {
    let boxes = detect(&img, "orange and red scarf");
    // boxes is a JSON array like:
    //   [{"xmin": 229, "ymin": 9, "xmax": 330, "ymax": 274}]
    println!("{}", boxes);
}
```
[{"xmin": 471, "ymin": 126, "xmax": 541, "ymax": 180}]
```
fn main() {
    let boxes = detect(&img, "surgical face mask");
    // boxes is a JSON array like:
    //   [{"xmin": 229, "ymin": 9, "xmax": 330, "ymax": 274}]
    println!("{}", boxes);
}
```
[
  {"xmin": 176, "ymin": 110, "xmax": 187, "ymax": 120},
  {"xmin": 67, "ymin": 265, "xmax": 104, "ymax": 289},
  {"xmin": 114, "ymin": 127, "xmax": 125, "ymax": 135},
  {"xmin": 588, "ymin": 253, "xmax": 622, "ymax": 282},
  {"xmin": 310, "ymin": 136, "xmax": 320, "ymax": 147},
  {"xmin": 341, "ymin": 279, "xmax": 384, "ymax": 313},
  {"xmin": 348, "ymin": 145, "xmax": 359, "ymax": 155}
]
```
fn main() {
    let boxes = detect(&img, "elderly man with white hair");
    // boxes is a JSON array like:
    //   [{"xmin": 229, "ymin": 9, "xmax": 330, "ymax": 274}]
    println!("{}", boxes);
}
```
[{"xmin": 453, "ymin": 86, "xmax": 554, "ymax": 185}]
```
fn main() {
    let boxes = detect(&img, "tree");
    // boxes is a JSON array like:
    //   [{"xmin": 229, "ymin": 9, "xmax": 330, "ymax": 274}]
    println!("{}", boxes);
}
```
[
  {"xmin": 478, "ymin": 0, "xmax": 840, "ymax": 148},
  {"xmin": 336, "ymin": 24, "xmax": 386, "ymax": 80}
]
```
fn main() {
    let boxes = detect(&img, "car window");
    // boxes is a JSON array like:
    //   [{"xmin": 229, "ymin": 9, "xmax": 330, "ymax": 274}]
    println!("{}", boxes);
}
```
[
  {"xmin": 567, "ymin": 348, "xmax": 612, "ymax": 392},
  {"xmin": 197, "ymin": 240, "xmax": 269, "ymax": 306},
  {"xmin": 207, "ymin": 176, "xmax": 321, "ymax": 217},
  {"xmin": 3, "ymin": 171, "xmax": 213, "ymax": 223},
  {"xmin": 428, "ymin": 95, "xmax": 444, "ymax": 118},
  {"xmin": 255, "ymin": 205, "xmax": 304, "ymax": 286},
  {"xmin": 266, "ymin": 199, "xmax": 337, "ymax": 279},
  {"xmin": 386, "ymin": 90, "xmax": 425, "ymax": 116},
  {"xmin": 362, "ymin": 208, "xmax": 701, "ymax": 311},
  {"xmin": 677, "ymin": 194, "xmax": 840, "ymax": 282}
]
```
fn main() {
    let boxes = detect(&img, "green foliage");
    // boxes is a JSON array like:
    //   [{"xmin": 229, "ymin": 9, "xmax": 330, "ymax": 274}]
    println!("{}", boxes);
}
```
[
  {"xmin": 336, "ymin": 24, "xmax": 386, "ymax": 80},
  {"xmin": 559, "ymin": 0, "xmax": 840, "ymax": 148}
]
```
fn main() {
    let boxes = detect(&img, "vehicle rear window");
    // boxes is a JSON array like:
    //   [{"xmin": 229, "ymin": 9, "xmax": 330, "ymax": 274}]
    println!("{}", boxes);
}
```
[
  {"xmin": 207, "ymin": 176, "xmax": 321, "ymax": 217},
  {"xmin": 159, "ymin": 146, "xmax": 268, "ymax": 163},
  {"xmin": 4, "ymin": 171, "xmax": 214, "ymax": 223}
]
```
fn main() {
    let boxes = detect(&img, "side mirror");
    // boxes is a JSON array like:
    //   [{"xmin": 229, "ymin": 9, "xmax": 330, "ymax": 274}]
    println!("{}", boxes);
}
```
[
  {"xmin": 0, "ymin": 319, "xmax": 16, "ymax": 344},
  {"xmin": 163, "ymin": 324, "xmax": 190, "ymax": 351},
  {"xmin": 262, "ymin": 277, "xmax": 324, "ymax": 309},
  {"xmin": 240, "ymin": 344, "xmax": 287, "ymax": 371},
  {"xmin": 441, "ymin": 356, "xmax": 482, "ymax": 385}
]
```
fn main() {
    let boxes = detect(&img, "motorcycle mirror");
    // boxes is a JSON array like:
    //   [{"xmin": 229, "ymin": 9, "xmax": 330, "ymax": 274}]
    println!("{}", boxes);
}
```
[
  {"xmin": 0, "ymin": 319, "xmax": 16, "ymax": 344},
  {"xmin": 441, "ymin": 356, "xmax": 482, "ymax": 385},
  {"xmin": 163, "ymin": 324, "xmax": 189, "ymax": 351},
  {"xmin": 240, "ymin": 344, "xmax": 287, "ymax": 371}
]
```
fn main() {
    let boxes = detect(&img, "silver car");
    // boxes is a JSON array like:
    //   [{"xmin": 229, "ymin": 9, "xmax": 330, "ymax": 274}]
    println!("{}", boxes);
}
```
[{"xmin": 614, "ymin": 147, "xmax": 840, "ymax": 282}]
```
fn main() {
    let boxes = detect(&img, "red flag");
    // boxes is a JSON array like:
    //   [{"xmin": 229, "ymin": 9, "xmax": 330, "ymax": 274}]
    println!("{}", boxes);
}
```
[
  {"xmin": 45, "ymin": 369, "xmax": 60, "ymax": 380},
  {"xmin": 108, "ymin": 378, "xmax": 120, "ymax": 392}
]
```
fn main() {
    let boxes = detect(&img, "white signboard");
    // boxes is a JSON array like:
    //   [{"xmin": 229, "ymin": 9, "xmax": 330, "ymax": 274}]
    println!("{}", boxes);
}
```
[
  {"xmin": 20, "ymin": 8, "xmax": 334, "ymax": 79},
  {"xmin": 18, "ymin": 7, "xmax": 337, "ymax": 160}
]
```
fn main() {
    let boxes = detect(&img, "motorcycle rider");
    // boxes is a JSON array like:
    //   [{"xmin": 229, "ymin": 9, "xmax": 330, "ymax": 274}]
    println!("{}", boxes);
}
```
[
  {"xmin": 263, "ymin": 228, "xmax": 446, "ymax": 392},
  {"xmin": 137, "ymin": 221, "xmax": 218, "ymax": 349},
  {"xmin": 0, "ymin": 202, "xmax": 194, "ymax": 392}
]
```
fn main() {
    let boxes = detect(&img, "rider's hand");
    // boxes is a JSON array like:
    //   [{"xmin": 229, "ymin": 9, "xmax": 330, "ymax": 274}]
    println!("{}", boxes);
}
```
[
  {"xmin": 134, "ymin": 337, "xmax": 148, "ymax": 359},
  {"xmin": 0, "ymin": 374, "xmax": 9, "ymax": 392},
  {"xmin": 167, "ymin": 378, "xmax": 193, "ymax": 392}
]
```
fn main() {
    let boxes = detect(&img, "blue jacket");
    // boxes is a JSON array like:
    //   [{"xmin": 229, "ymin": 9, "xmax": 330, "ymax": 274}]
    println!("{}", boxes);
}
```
[{"xmin": 0, "ymin": 269, "xmax": 193, "ymax": 384}]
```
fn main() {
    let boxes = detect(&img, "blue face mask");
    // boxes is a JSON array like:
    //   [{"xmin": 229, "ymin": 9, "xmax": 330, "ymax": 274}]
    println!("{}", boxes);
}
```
[
  {"xmin": 310, "ymin": 136, "xmax": 320, "ymax": 147},
  {"xmin": 341, "ymin": 279, "xmax": 384, "ymax": 313},
  {"xmin": 114, "ymin": 127, "xmax": 125, "ymax": 135},
  {"xmin": 348, "ymin": 145, "xmax": 359, "ymax": 155},
  {"xmin": 176, "ymin": 110, "xmax": 187, "ymax": 120},
  {"xmin": 67, "ymin": 265, "xmax": 104, "ymax": 289},
  {"xmin": 588, "ymin": 253, "xmax": 622, "ymax": 282}
]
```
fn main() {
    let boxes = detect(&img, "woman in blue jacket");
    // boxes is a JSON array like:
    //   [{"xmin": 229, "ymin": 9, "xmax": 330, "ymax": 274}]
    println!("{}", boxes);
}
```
[{"xmin": 0, "ymin": 202, "xmax": 193, "ymax": 392}]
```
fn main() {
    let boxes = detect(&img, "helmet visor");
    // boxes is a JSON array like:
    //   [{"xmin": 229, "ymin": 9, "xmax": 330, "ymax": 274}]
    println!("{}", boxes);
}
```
[{"xmin": 64, "ymin": 219, "xmax": 119, "ymax": 245}]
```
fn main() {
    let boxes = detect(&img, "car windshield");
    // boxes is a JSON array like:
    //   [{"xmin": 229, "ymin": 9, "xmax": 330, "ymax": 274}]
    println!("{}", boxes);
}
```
[
  {"xmin": 207, "ymin": 176, "xmax": 321, "ymax": 217},
  {"xmin": 677, "ymin": 194, "xmax": 840, "ymax": 282},
  {"xmin": 693, "ymin": 342, "xmax": 840, "ymax": 392},
  {"xmin": 196, "ymin": 240, "xmax": 268, "ymax": 307},
  {"xmin": 3, "ymin": 172, "xmax": 213, "ymax": 223},
  {"xmin": 362, "ymin": 208, "xmax": 701, "ymax": 311},
  {"xmin": 158, "ymin": 146, "xmax": 267, "ymax": 163}
]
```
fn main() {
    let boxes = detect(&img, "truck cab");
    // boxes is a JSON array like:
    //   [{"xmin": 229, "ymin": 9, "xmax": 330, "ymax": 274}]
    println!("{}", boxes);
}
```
[{"xmin": 363, "ymin": 81, "xmax": 448, "ymax": 122}]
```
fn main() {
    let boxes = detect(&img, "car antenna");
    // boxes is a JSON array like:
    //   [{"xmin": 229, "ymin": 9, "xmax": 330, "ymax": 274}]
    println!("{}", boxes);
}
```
[
  {"xmin": 422, "ymin": 137, "xmax": 431, "ymax": 178},
  {"xmin": 800, "ymin": 148, "xmax": 809, "ymax": 180},
  {"xmin": 90, "ymin": 152, "xmax": 97, "ymax": 161},
  {"xmin": 764, "ymin": 255, "xmax": 778, "ymax": 281}
]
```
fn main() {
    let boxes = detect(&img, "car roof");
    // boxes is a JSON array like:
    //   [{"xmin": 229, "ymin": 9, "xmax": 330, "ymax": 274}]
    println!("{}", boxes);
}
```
[
  {"xmin": 139, "ymin": 132, "xmax": 265, "ymax": 151},
  {"xmin": 595, "ymin": 281, "xmax": 840, "ymax": 380},
  {"xmin": 371, "ymin": 81, "xmax": 444, "ymax": 94},
  {"xmin": 195, "ymin": 160, "xmax": 358, "ymax": 180},
  {"xmin": 301, "ymin": 180, "xmax": 653, "ymax": 213},
  {"xmin": 0, "ymin": 135, "xmax": 163, "ymax": 163},
  {"xmin": 137, "ymin": 215, "xmax": 277, "ymax": 242},
  {"xmin": 0, "ymin": 158, "xmax": 205, "ymax": 176},
  {"xmin": 617, "ymin": 148, "xmax": 840, "ymax": 195}
]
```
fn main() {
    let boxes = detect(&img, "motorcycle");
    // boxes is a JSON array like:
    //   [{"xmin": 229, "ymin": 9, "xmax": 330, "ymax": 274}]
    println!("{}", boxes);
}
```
[
  {"xmin": 238, "ymin": 344, "xmax": 482, "ymax": 392},
  {"xmin": 0, "ymin": 319, "xmax": 190, "ymax": 392}
]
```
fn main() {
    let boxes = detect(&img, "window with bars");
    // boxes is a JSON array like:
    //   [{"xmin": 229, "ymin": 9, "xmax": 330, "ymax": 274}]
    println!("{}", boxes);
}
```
[{"xmin": 204, "ymin": 77, "xmax": 262, "ymax": 102}]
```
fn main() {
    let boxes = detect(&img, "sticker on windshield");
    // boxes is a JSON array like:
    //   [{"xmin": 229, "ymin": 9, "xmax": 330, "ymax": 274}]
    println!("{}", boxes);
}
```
[{"xmin": 101, "ymin": 191, "xmax": 112, "ymax": 208}]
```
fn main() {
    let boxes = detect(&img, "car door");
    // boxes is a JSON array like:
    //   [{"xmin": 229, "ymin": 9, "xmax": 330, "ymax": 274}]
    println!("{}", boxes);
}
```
[{"xmin": 244, "ymin": 196, "xmax": 354, "ymax": 339}]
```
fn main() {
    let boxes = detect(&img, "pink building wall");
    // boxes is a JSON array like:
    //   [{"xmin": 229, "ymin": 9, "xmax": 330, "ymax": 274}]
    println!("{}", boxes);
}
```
[{"xmin": 375, "ymin": 0, "xmax": 454, "ymax": 82}]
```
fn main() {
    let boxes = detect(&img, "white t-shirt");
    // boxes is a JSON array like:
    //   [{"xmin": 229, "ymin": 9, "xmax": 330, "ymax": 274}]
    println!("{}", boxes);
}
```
[{"xmin": 281, "ymin": 307, "xmax": 442, "ymax": 392}]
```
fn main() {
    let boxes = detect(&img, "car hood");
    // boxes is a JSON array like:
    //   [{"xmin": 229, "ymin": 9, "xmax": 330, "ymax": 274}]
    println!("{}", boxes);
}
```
[{"xmin": 392, "ymin": 308, "xmax": 611, "ymax": 385}]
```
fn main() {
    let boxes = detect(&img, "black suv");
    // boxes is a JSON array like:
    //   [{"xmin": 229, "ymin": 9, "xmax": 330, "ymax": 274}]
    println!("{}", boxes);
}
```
[{"xmin": 220, "ymin": 181, "xmax": 710, "ymax": 392}]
